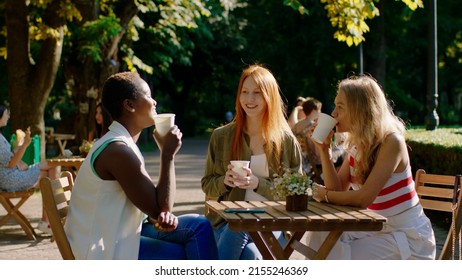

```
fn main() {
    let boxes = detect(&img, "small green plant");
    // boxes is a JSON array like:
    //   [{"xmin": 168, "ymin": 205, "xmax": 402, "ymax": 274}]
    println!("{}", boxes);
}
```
[{"xmin": 272, "ymin": 169, "xmax": 313, "ymax": 200}]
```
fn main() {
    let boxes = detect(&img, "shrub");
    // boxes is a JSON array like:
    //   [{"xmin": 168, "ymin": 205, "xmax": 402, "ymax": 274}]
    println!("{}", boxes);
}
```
[{"xmin": 405, "ymin": 127, "xmax": 462, "ymax": 176}]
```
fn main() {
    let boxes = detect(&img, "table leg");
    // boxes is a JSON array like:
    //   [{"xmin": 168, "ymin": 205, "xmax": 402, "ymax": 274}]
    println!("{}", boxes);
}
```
[
  {"xmin": 249, "ymin": 231, "xmax": 296, "ymax": 260},
  {"xmin": 313, "ymin": 230, "xmax": 343, "ymax": 260},
  {"xmin": 57, "ymin": 140, "xmax": 66, "ymax": 156},
  {"xmin": 284, "ymin": 231, "xmax": 305, "ymax": 259},
  {"xmin": 248, "ymin": 231, "xmax": 275, "ymax": 259}
]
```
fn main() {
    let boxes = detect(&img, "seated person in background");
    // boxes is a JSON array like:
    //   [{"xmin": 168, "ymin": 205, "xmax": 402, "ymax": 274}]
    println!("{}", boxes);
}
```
[
  {"xmin": 88, "ymin": 102, "xmax": 111, "ymax": 142},
  {"xmin": 292, "ymin": 97, "xmax": 323, "ymax": 183},
  {"xmin": 308, "ymin": 75, "xmax": 435, "ymax": 259},
  {"xmin": 64, "ymin": 72, "xmax": 218, "ymax": 260},
  {"xmin": 202, "ymin": 64, "xmax": 303, "ymax": 260},
  {"xmin": 0, "ymin": 104, "xmax": 60, "ymax": 234},
  {"xmin": 287, "ymin": 96, "xmax": 306, "ymax": 129}
]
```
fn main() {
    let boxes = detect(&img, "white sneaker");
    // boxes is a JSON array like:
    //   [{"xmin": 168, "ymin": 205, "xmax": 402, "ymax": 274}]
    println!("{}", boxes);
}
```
[{"xmin": 37, "ymin": 221, "xmax": 52, "ymax": 235}]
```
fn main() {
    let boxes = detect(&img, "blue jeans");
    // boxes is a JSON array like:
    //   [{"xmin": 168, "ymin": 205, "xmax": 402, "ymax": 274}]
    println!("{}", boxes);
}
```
[
  {"xmin": 138, "ymin": 213, "xmax": 218, "ymax": 260},
  {"xmin": 214, "ymin": 223, "xmax": 286, "ymax": 260}
]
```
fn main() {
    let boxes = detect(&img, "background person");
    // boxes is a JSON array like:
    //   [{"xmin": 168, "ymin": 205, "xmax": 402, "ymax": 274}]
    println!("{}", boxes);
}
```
[
  {"xmin": 88, "ymin": 102, "xmax": 111, "ymax": 142},
  {"xmin": 201, "ymin": 64, "xmax": 303, "ymax": 260},
  {"xmin": 287, "ymin": 96, "xmax": 306, "ymax": 129},
  {"xmin": 0, "ymin": 104, "xmax": 60, "ymax": 234},
  {"xmin": 292, "ymin": 97, "xmax": 323, "ymax": 182},
  {"xmin": 64, "ymin": 72, "xmax": 218, "ymax": 260},
  {"xmin": 307, "ymin": 75, "xmax": 436, "ymax": 259}
]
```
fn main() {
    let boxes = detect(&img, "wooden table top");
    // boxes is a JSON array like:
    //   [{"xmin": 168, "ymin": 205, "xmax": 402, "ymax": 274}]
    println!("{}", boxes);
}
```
[
  {"xmin": 206, "ymin": 200, "xmax": 387, "ymax": 232},
  {"xmin": 47, "ymin": 157, "xmax": 85, "ymax": 168},
  {"xmin": 53, "ymin": 133, "xmax": 76, "ymax": 140}
]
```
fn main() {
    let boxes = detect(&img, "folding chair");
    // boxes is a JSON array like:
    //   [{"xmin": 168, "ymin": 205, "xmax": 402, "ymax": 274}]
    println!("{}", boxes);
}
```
[
  {"xmin": 39, "ymin": 171, "xmax": 75, "ymax": 260},
  {"xmin": 415, "ymin": 169, "xmax": 462, "ymax": 260},
  {"xmin": 0, "ymin": 188, "xmax": 37, "ymax": 240}
]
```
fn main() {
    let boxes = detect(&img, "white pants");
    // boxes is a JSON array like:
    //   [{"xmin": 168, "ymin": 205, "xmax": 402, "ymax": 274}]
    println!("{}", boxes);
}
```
[{"xmin": 305, "ymin": 204, "xmax": 436, "ymax": 259}]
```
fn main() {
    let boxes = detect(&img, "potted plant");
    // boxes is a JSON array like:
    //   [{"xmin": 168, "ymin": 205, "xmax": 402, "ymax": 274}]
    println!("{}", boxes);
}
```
[
  {"xmin": 272, "ymin": 169, "xmax": 313, "ymax": 211},
  {"xmin": 79, "ymin": 140, "xmax": 93, "ymax": 157}
]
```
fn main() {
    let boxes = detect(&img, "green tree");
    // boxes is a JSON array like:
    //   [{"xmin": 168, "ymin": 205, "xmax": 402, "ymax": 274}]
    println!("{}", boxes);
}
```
[
  {"xmin": 61, "ymin": 0, "xmax": 214, "ymax": 143},
  {"xmin": 2, "ymin": 0, "xmax": 218, "ymax": 149},
  {"xmin": 3, "ymin": 0, "xmax": 77, "ymax": 157},
  {"xmin": 285, "ymin": 0, "xmax": 424, "ymax": 46}
]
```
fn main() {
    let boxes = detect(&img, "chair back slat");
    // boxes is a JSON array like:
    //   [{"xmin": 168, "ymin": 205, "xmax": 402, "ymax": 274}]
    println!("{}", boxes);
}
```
[
  {"xmin": 414, "ymin": 169, "xmax": 462, "ymax": 260},
  {"xmin": 39, "ymin": 171, "xmax": 75, "ymax": 260},
  {"xmin": 51, "ymin": 178, "xmax": 71, "ymax": 212},
  {"xmin": 416, "ymin": 186, "xmax": 454, "ymax": 200},
  {"xmin": 419, "ymin": 199, "xmax": 453, "ymax": 212}
]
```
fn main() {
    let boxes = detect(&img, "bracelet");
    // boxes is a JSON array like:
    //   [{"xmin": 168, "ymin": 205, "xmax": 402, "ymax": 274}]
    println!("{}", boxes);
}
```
[{"xmin": 324, "ymin": 190, "xmax": 330, "ymax": 203}]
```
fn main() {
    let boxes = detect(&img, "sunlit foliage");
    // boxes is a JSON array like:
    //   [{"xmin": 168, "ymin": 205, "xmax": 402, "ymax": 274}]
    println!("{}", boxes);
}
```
[{"xmin": 286, "ymin": 0, "xmax": 423, "ymax": 47}]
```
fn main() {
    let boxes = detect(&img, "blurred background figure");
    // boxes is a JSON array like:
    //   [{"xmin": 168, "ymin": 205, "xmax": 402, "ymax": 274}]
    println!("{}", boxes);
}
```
[
  {"xmin": 292, "ymin": 97, "xmax": 323, "ymax": 183},
  {"xmin": 0, "ymin": 104, "xmax": 60, "ymax": 234},
  {"xmin": 225, "ymin": 111, "xmax": 233, "ymax": 124},
  {"xmin": 288, "ymin": 96, "xmax": 306, "ymax": 129},
  {"xmin": 88, "ymin": 102, "xmax": 112, "ymax": 142}
]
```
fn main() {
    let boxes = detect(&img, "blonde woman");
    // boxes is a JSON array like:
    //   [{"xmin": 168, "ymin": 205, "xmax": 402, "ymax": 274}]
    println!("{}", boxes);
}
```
[
  {"xmin": 201, "ymin": 64, "xmax": 303, "ymax": 259},
  {"xmin": 308, "ymin": 75, "xmax": 436, "ymax": 259}
]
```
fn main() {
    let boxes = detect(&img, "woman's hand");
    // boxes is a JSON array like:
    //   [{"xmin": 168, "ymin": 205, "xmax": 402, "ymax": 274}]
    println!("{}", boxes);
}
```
[
  {"xmin": 16, "ymin": 161, "xmax": 29, "ymax": 170},
  {"xmin": 223, "ymin": 164, "xmax": 257, "ymax": 189},
  {"xmin": 224, "ymin": 164, "xmax": 237, "ymax": 187},
  {"xmin": 22, "ymin": 127, "xmax": 32, "ymax": 147},
  {"xmin": 310, "ymin": 120, "xmax": 334, "ymax": 152},
  {"xmin": 311, "ymin": 183, "xmax": 327, "ymax": 203},
  {"xmin": 151, "ymin": 211, "xmax": 178, "ymax": 232},
  {"xmin": 152, "ymin": 125, "xmax": 182, "ymax": 157}
]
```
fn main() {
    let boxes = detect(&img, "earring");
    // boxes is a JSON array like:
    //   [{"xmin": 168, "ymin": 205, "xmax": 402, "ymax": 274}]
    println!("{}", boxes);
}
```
[{"xmin": 130, "ymin": 109, "xmax": 135, "ymax": 112}]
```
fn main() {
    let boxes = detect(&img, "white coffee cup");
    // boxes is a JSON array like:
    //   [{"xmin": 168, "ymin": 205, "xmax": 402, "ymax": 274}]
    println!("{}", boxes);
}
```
[
  {"xmin": 154, "ymin": 113, "xmax": 175, "ymax": 136},
  {"xmin": 312, "ymin": 113, "xmax": 337, "ymax": 144},
  {"xmin": 230, "ymin": 160, "xmax": 250, "ymax": 186}
]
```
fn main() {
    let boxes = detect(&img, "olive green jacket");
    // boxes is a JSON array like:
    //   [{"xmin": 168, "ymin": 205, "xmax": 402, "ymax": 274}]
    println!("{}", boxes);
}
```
[{"xmin": 201, "ymin": 122, "xmax": 303, "ymax": 228}]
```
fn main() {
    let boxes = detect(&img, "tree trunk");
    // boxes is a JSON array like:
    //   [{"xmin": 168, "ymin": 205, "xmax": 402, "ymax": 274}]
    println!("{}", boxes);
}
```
[
  {"xmin": 63, "ymin": 0, "xmax": 138, "ymax": 144},
  {"xmin": 5, "ymin": 0, "xmax": 65, "ymax": 159}
]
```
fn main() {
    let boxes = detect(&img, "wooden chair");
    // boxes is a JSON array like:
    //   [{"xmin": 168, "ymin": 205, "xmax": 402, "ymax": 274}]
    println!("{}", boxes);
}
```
[
  {"xmin": 414, "ymin": 169, "xmax": 462, "ymax": 260},
  {"xmin": 0, "ymin": 188, "xmax": 38, "ymax": 240},
  {"xmin": 39, "ymin": 171, "xmax": 75, "ymax": 260}
]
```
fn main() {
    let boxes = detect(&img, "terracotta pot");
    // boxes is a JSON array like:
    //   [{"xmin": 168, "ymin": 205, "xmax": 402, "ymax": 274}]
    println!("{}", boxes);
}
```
[{"xmin": 286, "ymin": 194, "xmax": 309, "ymax": 211}]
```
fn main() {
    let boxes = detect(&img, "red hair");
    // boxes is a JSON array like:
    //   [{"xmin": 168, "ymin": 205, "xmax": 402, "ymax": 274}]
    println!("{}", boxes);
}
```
[{"xmin": 231, "ymin": 65, "xmax": 291, "ymax": 166}]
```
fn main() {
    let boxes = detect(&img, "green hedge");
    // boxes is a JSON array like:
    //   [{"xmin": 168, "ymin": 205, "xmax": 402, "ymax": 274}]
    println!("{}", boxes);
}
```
[{"xmin": 405, "ymin": 127, "xmax": 462, "ymax": 176}]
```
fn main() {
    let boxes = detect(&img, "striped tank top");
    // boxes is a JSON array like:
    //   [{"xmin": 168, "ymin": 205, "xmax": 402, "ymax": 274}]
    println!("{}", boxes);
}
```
[{"xmin": 349, "ymin": 147, "xmax": 419, "ymax": 217}]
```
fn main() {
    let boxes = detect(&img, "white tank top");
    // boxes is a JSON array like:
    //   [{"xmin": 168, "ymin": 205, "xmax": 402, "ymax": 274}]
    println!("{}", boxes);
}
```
[
  {"xmin": 245, "ymin": 153, "xmax": 269, "ymax": 201},
  {"xmin": 64, "ymin": 121, "xmax": 144, "ymax": 259}
]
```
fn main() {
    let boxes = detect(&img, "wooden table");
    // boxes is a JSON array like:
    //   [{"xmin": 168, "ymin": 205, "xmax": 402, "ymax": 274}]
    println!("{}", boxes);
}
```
[
  {"xmin": 206, "ymin": 200, "xmax": 387, "ymax": 260},
  {"xmin": 47, "ymin": 157, "xmax": 85, "ymax": 178},
  {"xmin": 53, "ymin": 133, "xmax": 76, "ymax": 156}
]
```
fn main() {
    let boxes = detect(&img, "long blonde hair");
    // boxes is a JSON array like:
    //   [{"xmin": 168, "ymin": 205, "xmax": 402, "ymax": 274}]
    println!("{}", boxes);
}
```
[
  {"xmin": 339, "ymin": 75, "xmax": 405, "ymax": 184},
  {"xmin": 231, "ymin": 65, "xmax": 292, "ymax": 167}
]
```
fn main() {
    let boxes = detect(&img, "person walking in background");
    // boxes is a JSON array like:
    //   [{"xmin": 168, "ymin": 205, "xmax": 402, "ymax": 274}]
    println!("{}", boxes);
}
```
[
  {"xmin": 88, "ymin": 102, "xmax": 111, "ymax": 142},
  {"xmin": 307, "ymin": 75, "xmax": 436, "ymax": 259},
  {"xmin": 201, "ymin": 64, "xmax": 303, "ymax": 260},
  {"xmin": 0, "ymin": 104, "xmax": 60, "ymax": 234},
  {"xmin": 64, "ymin": 72, "xmax": 218, "ymax": 260}
]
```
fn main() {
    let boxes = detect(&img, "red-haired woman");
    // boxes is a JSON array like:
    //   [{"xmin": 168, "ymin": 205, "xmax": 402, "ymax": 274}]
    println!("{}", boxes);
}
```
[{"xmin": 201, "ymin": 64, "xmax": 303, "ymax": 259}]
